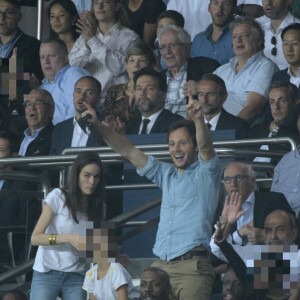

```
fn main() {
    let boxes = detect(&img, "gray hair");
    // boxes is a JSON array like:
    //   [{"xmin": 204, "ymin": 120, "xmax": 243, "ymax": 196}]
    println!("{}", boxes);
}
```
[
  {"xmin": 158, "ymin": 24, "xmax": 191, "ymax": 44},
  {"xmin": 230, "ymin": 16, "xmax": 265, "ymax": 50}
]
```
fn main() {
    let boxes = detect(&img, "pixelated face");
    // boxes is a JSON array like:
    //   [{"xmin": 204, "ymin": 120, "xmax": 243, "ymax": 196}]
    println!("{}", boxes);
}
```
[
  {"xmin": 73, "ymin": 78, "xmax": 100, "ymax": 115},
  {"xmin": 49, "ymin": 3, "xmax": 75, "ymax": 35},
  {"xmin": 78, "ymin": 163, "xmax": 101, "ymax": 196},
  {"xmin": 248, "ymin": 245, "xmax": 299, "ymax": 294},
  {"xmin": 39, "ymin": 43, "xmax": 68, "ymax": 81},
  {"xmin": 208, "ymin": 0, "xmax": 235, "ymax": 28},
  {"xmin": 232, "ymin": 24, "xmax": 260, "ymax": 59},
  {"xmin": 269, "ymin": 87, "xmax": 294, "ymax": 126},
  {"xmin": 0, "ymin": 0, "xmax": 21, "ymax": 37},
  {"xmin": 223, "ymin": 163, "xmax": 255, "ymax": 201},
  {"xmin": 159, "ymin": 29, "xmax": 190, "ymax": 71},
  {"xmin": 0, "ymin": 138, "xmax": 12, "ymax": 158},
  {"xmin": 126, "ymin": 55, "xmax": 150, "ymax": 80},
  {"xmin": 140, "ymin": 270, "xmax": 165, "ymax": 300},
  {"xmin": 135, "ymin": 75, "xmax": 165, "ymax": 116},
  {"xmin": 282, "ymin": 29, "xmax": 300, "ymax": 67},
  {"xmin": 262, "ymin": 0, "xmax": 291, "ymax": 19},
  {"xmin": 92, "ymin": 0, "xmax": 120, "ymax": 23},
  {"xmin": 222, "ymin": 269, "xmax": 245, "ymax": 300},
  {"xmin": 264, "ymin": 211, "xmax": 297, "ymax": 245},
  {"xmin": 168, "ymin": 127, "xmax": 198, "ymax": 172},
  {"xmin": 197, "ymin": 80, "xmax": 226, "ymax": 117},
  {"xmin": 24, "ymin": 90, "xmax": 54, "ymax": 131}
]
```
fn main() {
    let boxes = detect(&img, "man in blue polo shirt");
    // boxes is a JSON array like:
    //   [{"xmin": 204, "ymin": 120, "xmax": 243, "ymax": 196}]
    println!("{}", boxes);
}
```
[
  {"xmin": 191, "ymin": 0, "xmax": 236, "ymax": 65},
  {"xmin": 83, "ymin": 93, "xmax": 221, "ymax": 300}
]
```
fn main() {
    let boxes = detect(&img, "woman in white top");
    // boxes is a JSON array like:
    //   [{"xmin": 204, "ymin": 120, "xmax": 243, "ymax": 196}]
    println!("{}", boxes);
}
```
[{"xmin": 30, "ymin": 151, "xmax": 106, "ymax": 300}]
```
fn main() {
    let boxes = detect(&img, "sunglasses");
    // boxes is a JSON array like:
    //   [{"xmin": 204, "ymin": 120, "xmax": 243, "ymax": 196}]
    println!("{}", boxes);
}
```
[{"xmin": 271, "ymin": 36, "xmax": 277, "ymax": 56}]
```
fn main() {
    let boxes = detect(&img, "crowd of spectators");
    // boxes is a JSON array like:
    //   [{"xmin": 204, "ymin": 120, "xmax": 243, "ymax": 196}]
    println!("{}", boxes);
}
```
[{"xmin": 1, "ymin": 0, "xmax": 300, "ymax": 299}]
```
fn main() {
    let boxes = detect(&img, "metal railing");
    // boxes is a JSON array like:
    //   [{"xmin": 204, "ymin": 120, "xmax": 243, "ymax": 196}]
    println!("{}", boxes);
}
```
[{"xmin": 0, "ymin": 137, "xmax": 296, "ymax": 285}]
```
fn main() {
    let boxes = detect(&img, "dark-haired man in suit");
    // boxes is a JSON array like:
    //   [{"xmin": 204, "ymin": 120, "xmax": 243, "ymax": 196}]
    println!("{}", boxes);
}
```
[
  {"xmin": 197, "ymin": 73, "xmax": 249, "ymax": 139},
  {"xmin": 125, "ymin": 67, "xmax": 183, "ymax": 134}
]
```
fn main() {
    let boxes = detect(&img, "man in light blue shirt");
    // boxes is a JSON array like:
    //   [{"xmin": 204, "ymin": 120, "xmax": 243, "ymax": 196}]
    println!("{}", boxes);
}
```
[
  {"xmin": 191, "ymin": 0, "xmax": 236, "ymax": 65},
  {"xmin": 83, "ymin": 94, "xmax": 221, "ymax": 300},
  {"xmin": 39, "ymin": 38, "xmax": 89, "ymax": 125}
]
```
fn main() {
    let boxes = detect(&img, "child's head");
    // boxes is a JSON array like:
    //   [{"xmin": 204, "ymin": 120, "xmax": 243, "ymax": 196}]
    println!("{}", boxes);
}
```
[
  {"xmin": 85, "ymin": 222, "xmax": 118, "ymax": 264},
  {"xmin": 140, "ymin": 267, "xmax": 172, "ymax": 300}
]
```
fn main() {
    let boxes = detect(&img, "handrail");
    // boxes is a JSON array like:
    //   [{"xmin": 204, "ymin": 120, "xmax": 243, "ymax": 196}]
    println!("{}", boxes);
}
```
[{"xmin": 0, "ymin": 137, "xmax": 294, "ymax": 286}]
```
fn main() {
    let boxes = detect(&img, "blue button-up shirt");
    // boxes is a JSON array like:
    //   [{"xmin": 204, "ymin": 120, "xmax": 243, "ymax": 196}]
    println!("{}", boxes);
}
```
[
  {"xmin": 40, "ymin": 64, "xmax": 89, "ymax": 125},
  {"xmin": 191, "ymin": 24, "xmax": 235, "ymax": 65},
  {"xmin": 137, "ymin": 154, "xmax": 221, "ymax": 261},
  {"xmin": 19, "ymin": 126, "xmax": 45, "ymax": 156}
]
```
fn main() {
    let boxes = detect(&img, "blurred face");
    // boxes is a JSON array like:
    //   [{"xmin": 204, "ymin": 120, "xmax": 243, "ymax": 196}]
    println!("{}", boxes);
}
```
[
  {"xmin": 40, "ymin": 43, "xmax": 68, "ymax": 81},
  {"xmin": 0, "ymin": 0, "xmax": 21, "ymax": 37},
  {"xmin": 269, "ymin": 87, "xmax": 294, "ymax": 126},
  {"xmin": 92, "ymin": 0, "xmax": 120, "ymax": 23},
  {"xmin": 264, "ymin": 211, "xmax": 297, "ymax": 245},
  {"xmin": 140, "ymin": 270, "xmax": 166, "ymax": 300},
  {"xmin": 223, "ymin": 163, "xmax": 255, "ymax": 201},
  {"xmin": 159, "ymin": 30, "xmax": 190, "ymax": 72},
  {"xmin": 126, "ymin": 55, "xmax": 149, "ymax": 80},
  {"xmin": 49, "ymin": 3, "xmax": 75, "ymax": 35},
  {"xmin": 262, "ymin": 0, "xmax": 291, "ymax": 20},
  {"xmin": 157, "ymin": 17, "xmax": 177, "ymax": 33},
  {"xmin": 73, "ymin": 78, "xmax": 100, "ymax": 116},
  {"xmin": 168, "ymin": 127, "xmax": 198, "ymax": 172},
  {"xmin": 0, "ymin": 138, "xmax": 12, "ymax": 158},
  {"xmin": 135, "ymin": 75, "xmax": 165, "ymax": 116},
  {"xmin": 222, "ymin": 269, "xmax": 245, "ymax": 300},
  {"xmin": 24, "ymin": 90, "xmax": 54, "ymax": 132},
  {"xmin": 282, "ymin": 29, "xmax": 300, "ymax": 68},
  {"xmin": 208, "ymin": 0, "xmax": 235, "ymax": 28},
  {"xmin": 79, "ymin": 163, "xmax": 101, "ymax": 196},
  {"xmin": 232, "ymin": 24, "xmax": 260, "ymax": 59},
  {"xmin": 198, "ymin": 80, "xmax": 226, "ymax": 117}
]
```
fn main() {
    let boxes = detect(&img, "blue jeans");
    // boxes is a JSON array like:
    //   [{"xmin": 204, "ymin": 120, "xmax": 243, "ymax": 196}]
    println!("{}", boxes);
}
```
[{"xmin": 30, "ymin": 270, "xmax": 86, "ymax": 300}]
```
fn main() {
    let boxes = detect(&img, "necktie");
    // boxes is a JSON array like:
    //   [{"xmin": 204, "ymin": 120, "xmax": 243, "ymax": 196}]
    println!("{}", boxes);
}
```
[
  {"xmin": 206, "ymin": 123, "xmax": 212, "ymax": 130},
  {"xmin": 141, "ymin": 119, "xmax": 150, "ymax": 134}
]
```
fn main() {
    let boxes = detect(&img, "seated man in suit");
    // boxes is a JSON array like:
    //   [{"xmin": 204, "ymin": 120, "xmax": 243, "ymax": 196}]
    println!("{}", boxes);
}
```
[
  {"xmin": 125, "ymin": 67, "xmax": 183, "ymax": 134},
  {"xmin": 272, "ymin": 23, "xmax": 300, "ymax": 97},
  {"xmin": 50, "ymin": 76, "xmax": 122, "ymax": 220},
  {"xmin": 249, "ymin": 81, "xmax": 299, "ymax": 162},
  {"xmin": 222, "ymin": 162, "xmax": 292, "ymax": 246},
  {"xmin": 197, "ymin": 73, "xmax": 249, "ymax": 139},
  {"xmin": 20, "ymin": 88, "xmax": 54, "ymax": 156}
]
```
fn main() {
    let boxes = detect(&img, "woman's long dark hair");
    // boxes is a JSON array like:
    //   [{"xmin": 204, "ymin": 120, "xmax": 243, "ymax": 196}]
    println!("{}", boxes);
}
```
[
  {"xmin": 48, "ymin": 0, "xmax": 80, "ymax": 41},
  {"xmin": 62, "ymin": 152, "xmax": 106, "ymax": 226}
]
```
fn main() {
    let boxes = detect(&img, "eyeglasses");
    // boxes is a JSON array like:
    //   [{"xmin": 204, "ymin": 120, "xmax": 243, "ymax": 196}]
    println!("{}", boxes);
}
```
[
  {"xmin": 23, "ymin": 100, "xmax": 50, "ymax": 109},
  {"xmin": 0, "ymin": 10, "xmax": 17, "ymax": 19},
  {"xmin": 271, "ymin": 36, "xmax": 277, "ymax": 56},
  {"xmin": 158, "ymin": 43, "xmax": 186, "ymax": 53},
  {"xmin": 223, "ymin": 175, "xmax": 251, "ymax": 184}
]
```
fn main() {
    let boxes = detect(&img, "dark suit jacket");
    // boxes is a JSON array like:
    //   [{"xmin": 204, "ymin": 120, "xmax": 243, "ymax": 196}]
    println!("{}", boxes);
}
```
[
  {"xmin": 24, "ymin": 122, "xmax": 54, "ymax": 156},
  {"xmin": 215, "ymin": 109, "xmax": 249, "ymax": 139},
  {"xmin": 125, "ymin": 109, "xmax": 183, "ymax": 134},
  {"xmin": 253, "ymin": 191, "xmax": 293, "ymax": 229},
  {"xmin": 50, "ymin": 117, "xmax": 103, "ymax": 155},
  {"xmin": 272, "ymin": 69, "xmax": 300, "ymax": 97},
  {"xmin": 7, "ymin": 28, "xmax": 43, "ymax": 81}
]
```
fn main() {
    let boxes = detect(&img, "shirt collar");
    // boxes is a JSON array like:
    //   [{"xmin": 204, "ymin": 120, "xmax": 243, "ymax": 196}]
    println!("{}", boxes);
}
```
[
  {"xmin": 229, "ymin": 51, "xmax": 263, "ymax": 71},
  {"xmin": 204, "ymin": 111, "xmax": 221, "ymax": 128},
  {"xmin": 166, "ymin": 64, "xmax": 187, "ymax": 79},
  {"xmin": 242, "ymin": 191, "xmax": 255, "ymax": 208},
  {"xmin": 42, "ymin": 64, "xmax": 69, "ymax": 84},
  {"xmin": 23, "ymin": 125, "xmax": 45, "ymax": 138},
  {"xmin": 287, "ymin": 66, "xmax": 300, "ymax": 78},
  {"xmin": 142, "ymin": 108, "xmax": 164, "ymax": 122}
]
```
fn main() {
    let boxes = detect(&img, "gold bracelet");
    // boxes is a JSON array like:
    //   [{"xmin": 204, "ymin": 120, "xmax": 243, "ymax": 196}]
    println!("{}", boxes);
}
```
[
  {"xmin": 49, "ymin": 234, "xmax": 57, "ymax": 245},
  {"xmin": 52, "ymin": 234, "xmax": 57, "ymax": 245}
]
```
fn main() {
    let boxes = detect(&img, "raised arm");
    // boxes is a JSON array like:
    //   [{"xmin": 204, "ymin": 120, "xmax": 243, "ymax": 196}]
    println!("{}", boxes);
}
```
[
  {"xmin": 186, "ymin": 94, "xmax": 215, "ymax": 161},
  {"xmin": 82, "ymin": 102, "xmax": 148, "ymax": 170}
]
